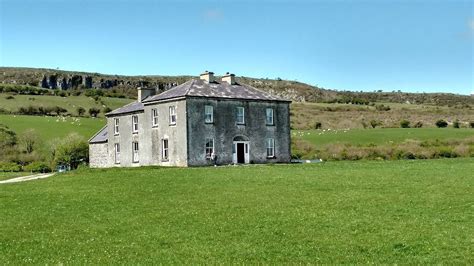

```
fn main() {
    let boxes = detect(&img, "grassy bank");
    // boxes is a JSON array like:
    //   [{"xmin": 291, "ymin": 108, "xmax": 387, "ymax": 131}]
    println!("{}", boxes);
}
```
[{"xmin": 1, "ymin": 159, "xmax": 473, "ymax": 264}]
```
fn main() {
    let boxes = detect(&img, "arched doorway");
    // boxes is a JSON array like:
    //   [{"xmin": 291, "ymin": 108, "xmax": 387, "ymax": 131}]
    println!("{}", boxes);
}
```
[{"xmin": 233, "ymin": 135, "xmax": 249, "ymax": 164}]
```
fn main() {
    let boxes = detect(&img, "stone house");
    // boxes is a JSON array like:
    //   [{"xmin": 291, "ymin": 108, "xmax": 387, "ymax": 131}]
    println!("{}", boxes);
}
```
[{"xmin": 89, "ymin": 71, "xmax": 291, "ymax": 167}]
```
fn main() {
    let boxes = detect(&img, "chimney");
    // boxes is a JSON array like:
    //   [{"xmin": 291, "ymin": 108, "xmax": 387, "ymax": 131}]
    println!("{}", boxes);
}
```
[
  {"xmin": 200, "ymin": 70, "xmax": 215, "ymax": 83},
  {"xmin": 137, "ymin": 87, "xmax": 156, "ymax": 102},
  {"xmin": 221, "ymin": 72, "xmax": 236, "ymax": 85}
]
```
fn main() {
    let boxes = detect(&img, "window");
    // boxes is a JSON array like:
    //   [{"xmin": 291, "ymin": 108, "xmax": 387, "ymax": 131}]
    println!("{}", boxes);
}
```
[
  {"xmin": 162, "ymin": 139, "xmax": 169, "ymax": 161},
  {"xmin": 266, "ymin": 138, "xmax": 275, "ymax": 158},
  {"xmin": 205, "ymin": 138, "xmax": 214, "ymax": 159},
  {"xmin": 152, "ymin": 108, "xmax": 158, "ymax": 127},
  {"xmin": 132, "ymin": 141, "xmax": 139, "ymax": 163},
  {"xmin": 236, "ymin": 107, "xmax": 245, "ymax": 124},
  {"xmin": 266, "ymin": 108, "xmax": 274, "ymax": 125},
  {"xmin": 169, "ymin": 106, "xmax": 176, "ymax": 125},
  {"xmin": 132, "ymin": 115, "xmax": 138, "ymax": 133},
  {"xmin": 114, "ymin": 118, "xmax": 119, "ymax": 135},
  {"xmin": 114, "ymin": 143, "xmax": 120, "ymax": 164},
  {"xmin": 205, "ymin": 105, "xmax": 213, "ymax": 123}
]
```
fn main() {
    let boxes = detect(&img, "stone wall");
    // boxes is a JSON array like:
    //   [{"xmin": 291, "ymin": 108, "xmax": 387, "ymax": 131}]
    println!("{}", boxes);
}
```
[{"xmin": 89, "ymin": 142, "xmax": 109, "ymax": 168}]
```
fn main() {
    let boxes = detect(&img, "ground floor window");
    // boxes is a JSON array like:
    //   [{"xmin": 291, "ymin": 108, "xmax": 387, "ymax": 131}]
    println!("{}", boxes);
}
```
[
  {"xmin": 114, "ymin": 143, "xmax": 120, "ymax": 164},
  {"xmin": 266, "ymin": 138, "xmax": 275, "ymax": 158},
  {"xmin": 205, "ymin": 138, "xmax": 214, "ymax": 159},
  {"xmin": 132, "ymin": 141, "xmax": 139, "ymax": 162},
  {"xmin": 162, "ymin": 139, "xmax": 169, "ymax": 161}
]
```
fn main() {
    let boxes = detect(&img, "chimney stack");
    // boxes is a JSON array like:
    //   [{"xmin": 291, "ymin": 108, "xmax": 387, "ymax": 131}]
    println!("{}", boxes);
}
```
[
  {"xmin": 137, "ymin": 87, "xmax": 156, "ymax": 102},
  {"xmin": 221, "ymin": 72, "xmax": 236, "ymax": 85},
  {"xmin": 200, "ymin": 71, "xmax": 215, "ymax": 83}
]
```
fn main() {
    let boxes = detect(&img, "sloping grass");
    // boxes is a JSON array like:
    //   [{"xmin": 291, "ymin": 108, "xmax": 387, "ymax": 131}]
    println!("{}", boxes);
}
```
[
  {"xmin": 0, "ymin": 114, "xmax": 104, "ymax": 140},
  {"xmin": 295, "ymin": 128, "xmax": 474, "ymax": 146},
  {"xmin": 0, "ymin": 93, "xmax": 133, "ymax": 117},
  {"xmin": 0, "ymin": 172, "xmax": 30, "ymax": 181},
  {"xmin": 1, "ymin": 159, "xmax": 472, "ymax": 264}
]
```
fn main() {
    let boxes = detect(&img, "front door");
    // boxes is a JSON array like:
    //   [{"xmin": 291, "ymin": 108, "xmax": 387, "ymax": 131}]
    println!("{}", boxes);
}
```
[
  {"xmin": 233, "ymin": 141, "xmax": 250, "ymax": 164},
  {"xmin": 237, "ymin": 143, "xmax": 245, "ymax": 163}
]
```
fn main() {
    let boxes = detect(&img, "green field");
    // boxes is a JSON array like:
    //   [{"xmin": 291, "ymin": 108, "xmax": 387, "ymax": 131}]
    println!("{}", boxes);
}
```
[
  {"xmin": 0, "ymin": 172, "xmax": 29, "ymax": 181},
  {"xmin": 0, "ymin": 93, "xmax": 133, "ymax": 117},
  {"xmin": 1, "ymin": 159, "xmax": 473, "ymax": 264},
  {"xmin": 0, "ymin": 114, "xmax": 104, "ymax": 140},
  {"xmin": 295, "ymin": 128, "xmax": 474, "ymax": 146}
]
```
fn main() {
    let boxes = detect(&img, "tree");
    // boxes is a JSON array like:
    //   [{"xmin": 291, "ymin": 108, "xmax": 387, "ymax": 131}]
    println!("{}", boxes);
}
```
[
  {"xmin": 453, "ymin": 120, "xmax": 460, "ymax": 128},
  {"xmin": 53, "ymin": 133, "xmax": 88, "ymax": 169},
  {"xmin": 435, "ymin": 119, "xmax": 448, "ymax": 128},
  {"xmin": 19, "ymin": 129, "xmax": 39, "ymax": 153},
  {"xmin": 77, "ymin": 107, "xmax": 86, "ymax": 117},
  {"xmin": 400, "ymin": 120, "xmax": 410, "ymax": 128}
]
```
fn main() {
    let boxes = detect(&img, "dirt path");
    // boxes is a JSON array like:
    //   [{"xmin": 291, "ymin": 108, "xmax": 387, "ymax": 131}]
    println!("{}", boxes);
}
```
[{"xmin": 0, "ymin": 173, "xmax": 55, "ymax": 184}]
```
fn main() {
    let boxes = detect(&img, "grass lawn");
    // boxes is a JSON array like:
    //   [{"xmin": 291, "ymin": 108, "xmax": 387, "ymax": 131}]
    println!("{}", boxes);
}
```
[
  {"xmin": 1, "ymin": 158, "xmax": 472, "ymax": 264},
  {"xmin": 0, "ymin": 114, "xmax": 104, "ymax": 140},
  {"xmin": 294, "ymin": 128, "xmax": 474, "ymax": 146},
  {"xmin": 0, "ymin": 172, "xmax": 30, "ymax": 181}
]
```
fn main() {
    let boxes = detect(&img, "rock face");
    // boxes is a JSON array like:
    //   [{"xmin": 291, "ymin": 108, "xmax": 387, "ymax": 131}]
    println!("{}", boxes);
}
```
[
  {"xmin": 48, "ymin": 75, "xmax": 57, "ymax": 89},
  {"xmin": 83, "ymin": 76, "xmax": 93, "ymax": 88}
]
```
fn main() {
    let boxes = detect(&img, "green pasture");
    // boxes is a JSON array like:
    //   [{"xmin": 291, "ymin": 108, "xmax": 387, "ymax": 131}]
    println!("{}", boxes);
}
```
[
  {"xmin": 0, "ymin": 172, "xmax": 30, "ymax": 181},
  {"xmin": 1, "ymin": 158, "xmax": 473, "ymax": 264},
  {"xmin": 0, "ymin": 114, "xmax": 104, "ymax": 140},
  {"xmin": 294, "ymin": 128, "xmax": 474, "ymax": 146}
]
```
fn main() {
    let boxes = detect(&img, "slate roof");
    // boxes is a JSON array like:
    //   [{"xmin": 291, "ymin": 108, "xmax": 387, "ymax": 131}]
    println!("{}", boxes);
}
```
[
  {"xmin": 105, "ymin": 101, "xmax": 144, "ymax": 117},
  {"xmin": 89, "ymin": 126, "xmax": 108, "ymax": 144},
  {"xmin": 143, "ymin": 79, "xmax": 290, "ymax": 103}
]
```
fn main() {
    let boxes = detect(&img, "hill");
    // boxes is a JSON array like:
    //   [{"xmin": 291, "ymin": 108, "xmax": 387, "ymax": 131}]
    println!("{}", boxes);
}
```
[{"xmin": 1, "ymin": 67, "xmax": 473, "ymax": 106}]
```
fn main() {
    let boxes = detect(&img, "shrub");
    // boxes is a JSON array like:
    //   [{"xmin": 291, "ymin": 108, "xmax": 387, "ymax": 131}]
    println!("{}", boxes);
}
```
[
  {"xmin": 53, "ymin": 133, "xmax": 89, "ymax": 169},
  {"xmin": 370, "ymin": 120, "xmax": 382, "ymax": 128},
  {"xmin": 400, "ymin": 120, "xmax": 410, "ymax": 128},
  {"xmin": 314, "ymin": 122, "xmax": 322, "ymax": 129},
  {"xmin": 435, "ymin": 119, "xmax": 448, "ymax": 128},
  {"xmin": 453, "ymin": 120, "xmax": 460, "ymax": 128},
  {"xmin": 24, "ymin": 162, "xmax": 52, "ymax": 173},
  {"xmin": 0, "ymin": 162, "xmax": 21, "ymax": 172},
  {"xmin": 88, "ymin": 107, "xmax": 100, "ymax": 117},
  {"xmin": 5, "ymin": 95, "xmax": 14, "ymax": 100},
  {"xmin": 375, "ymin": 104, "xmax": 391, "ymax": 111},
  {"xmin": 58, "ymin": 91, "xmax": 67, "ymax": 97},
  {"xmin": 470, "ymin": 122, "xmax": 474, "ymax": 128},
  {"xmin": 413, "ymin": 121, "xmax": 423, "ymax": 128},
  {"xmin": 77, "ymin": 107, "xmax": 86, "ymax": 117}
]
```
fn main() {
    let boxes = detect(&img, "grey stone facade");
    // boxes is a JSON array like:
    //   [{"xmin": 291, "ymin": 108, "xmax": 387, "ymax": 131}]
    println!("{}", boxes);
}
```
[{"xmin": 89, "ymin": 72, "xmax": 291, "ymax": 168}]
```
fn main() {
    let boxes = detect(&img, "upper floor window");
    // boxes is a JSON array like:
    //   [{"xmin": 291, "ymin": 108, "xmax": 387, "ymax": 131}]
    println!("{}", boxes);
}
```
[
  {"xmin": 169, "ymin": 106, "xmax": 177, "ymax": 125},
  {"xmin": 205, "ymin": 105, "xmax": 213, "ymax": 123},
  {"xmin": 114, "ymin": 143, "xmax": 120, "ymax": 164},
  {"xmin": 266, "ymin": 138, "xmax": 275, "ymax": 158},
  {"xmin": 132, "ymin": 115, "xmax": 138, "ymax": 133},
  {"xmin": 205, "ymin": 138, "xmax": 214, "ymax": 159},
  {"xmin": 114, "ymin": 118, "xmax": 119, "ymax": 135},
  {"xmin": 266, "ymin": 108, "xmax": 274, "ymax": 125},
  {"xmin": 132, "ymin": 141, "xmax": 139, "ymax": 163},
  {"xmin": 236, "ymin": 107, "xmax": 245, "ymax": 124},
  {"xmin": 162, "ymin": 139, "xmax": 169, "ymax": 161},
  {"xmin": 152, "ymin": 108, "xmax": 158, "ymax": 127}
]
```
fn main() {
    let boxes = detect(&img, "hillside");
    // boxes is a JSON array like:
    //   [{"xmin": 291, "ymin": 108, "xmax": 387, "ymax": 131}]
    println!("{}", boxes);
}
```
[{"xmin": 1, "ymin": 67, "xmax": 473, "ymax": 106}]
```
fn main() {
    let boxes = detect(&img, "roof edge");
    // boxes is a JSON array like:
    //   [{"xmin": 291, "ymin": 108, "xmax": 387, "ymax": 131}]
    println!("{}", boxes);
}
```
[{"xmin": 88, "ymin": 125, "xmax": 108, "ymax": 144}]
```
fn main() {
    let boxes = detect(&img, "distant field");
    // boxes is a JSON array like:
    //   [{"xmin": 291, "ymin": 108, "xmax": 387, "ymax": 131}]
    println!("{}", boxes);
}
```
[
  {"xmin": 1, "ymin": 159, "xmax": 472, "ymax": 264},
  {"xmin": 0, "ymin": 114, "xmax": 104, "ymax": 140},
  {"xmin": 0, "ymin": 93, "xmax": 133, "ymax": 117},
  {"xmin": 294, "ymin": 128, "xmax": 474, "ymax": 146}
]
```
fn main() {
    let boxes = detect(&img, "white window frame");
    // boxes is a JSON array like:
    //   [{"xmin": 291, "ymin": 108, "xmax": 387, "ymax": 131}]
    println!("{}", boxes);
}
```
[
  {"xmin": 205, "ymin": 138, "xmax": 214, "ymax": 159},
  {"xmin": 162, "ymin": 139, "xmax": 169, "ymax": 161},
  {"xmin": 152, "ymin": 108, "xmax": 158, "ymax": 127},
  {"xmin": 132, "ymin": 141, "xmax": 139, "ymax": 163},
  {"xmin": 114, "ymin": 118, "xmax": 119, "ymax": 135},
  {"xmin": 266, "ymin": 138, "xmax": 275, "ymax": 158},
  {"xmin": 205, "ymin": 105, "xmax": 213, "ymax": 123},
  {"xmin": 132, "ymin": 115, "xmax": 138, "ymax": 133},
  {"xmin": 266, "ymin": 108, "xmax": 274, "ymax": 125},
  {"xmin": 236, "ymin": 107, "xmax": 245, "ymax": 125},
  {"xmin": 114, "ymin": 143, "xmax": 120, "ymax": 164},
  {"xmin": 169, "ymin": 106, "xmax": 177, "ymax": 125}
]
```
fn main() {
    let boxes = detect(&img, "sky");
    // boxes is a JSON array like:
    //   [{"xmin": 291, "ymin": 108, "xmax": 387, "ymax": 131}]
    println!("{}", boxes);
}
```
[{"xmin": 0, "ymin": 0, "xmax": 473, "ymax": 95}]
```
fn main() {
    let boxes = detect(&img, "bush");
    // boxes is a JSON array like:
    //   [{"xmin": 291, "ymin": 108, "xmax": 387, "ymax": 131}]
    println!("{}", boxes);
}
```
[
  {"xmin": 5, "ymin": 95, "xmax": 15, "ymax": 100},
  {"xmin": 413, "ymin": 121, "xmax": 423, "ymax": 128},
  {"xmin": 24, "ymin": 162, "xmax": 52, "ymax": 173},
  {"xmin": 370, "ymin": 120, "xmax": 382, "ymax": 128},
  {"xmin": 58, "ymin": 91, "xmax": 67, "ymax": 97},
  {"xmin": 314, "ymin": 122, "xmax": 322, "ymax": 129},
  {"xmin": 88, "ymin": 107, "xmax": 100, "ymax": 117},
  {"xmin": 375, "ymin": 104, "xmax": 391, "ymax": 111},
  {"xmin": 400, "ymin": 120, "xmax": 410, "ymax": 128},
  {"xmin": 53, "ymin": 133, "xmax": 89, "ymax": 169},
  {"xmin": 0, "ymin": 162, "xmax": 21, "ymax": 172},
  {"xmin": 453, "ymin": 120, "xmax": 460, "ymax": 128},
  {"xmin": 435, "ymin": 119, "xmax": 448, "ymax": 128},
  {"xmin": 77, "ymin": 107, "xmax": 86, "ymax": 117},
  {"xmin": 470, "ymin": 122, "xmax": 474, "ymax": 128}
]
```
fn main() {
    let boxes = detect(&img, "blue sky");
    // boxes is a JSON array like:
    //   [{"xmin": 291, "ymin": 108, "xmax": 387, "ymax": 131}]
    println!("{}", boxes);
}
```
[{"xmin": 1, "ymin": 0, "xmax": 473, "ymax": 95}]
